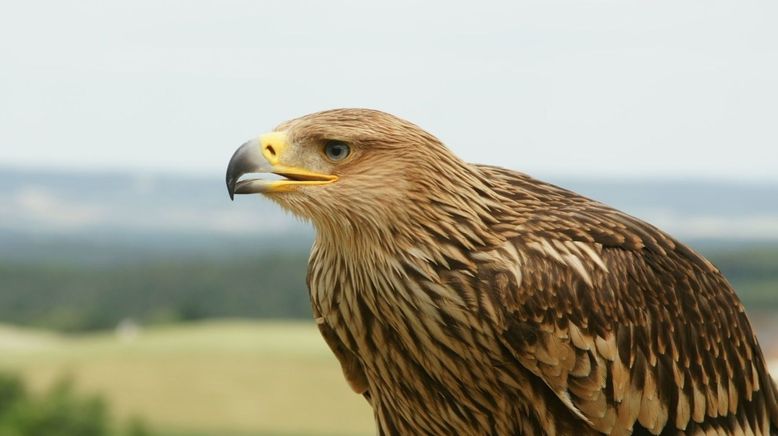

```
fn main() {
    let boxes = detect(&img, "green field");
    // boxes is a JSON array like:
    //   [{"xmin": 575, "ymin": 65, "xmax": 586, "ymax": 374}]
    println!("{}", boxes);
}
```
[
  {"xmin": 0, "ymin": 321, "xmax": 374, "ymax": 436},
  {"xmin": 1, "ymin": 321, "xmax": 777, "ymax": 436}
]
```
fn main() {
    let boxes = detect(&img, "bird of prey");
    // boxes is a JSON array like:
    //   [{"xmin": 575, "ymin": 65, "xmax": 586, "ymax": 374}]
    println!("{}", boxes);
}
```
[{"xmin": 226, "ymin": 109, "xmax": 778, "ymax": 435}]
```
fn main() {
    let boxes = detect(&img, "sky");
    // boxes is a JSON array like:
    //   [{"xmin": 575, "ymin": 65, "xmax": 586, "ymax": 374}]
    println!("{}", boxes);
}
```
[{"xmin": 1, "ymin": 0, "xmax": 776, "ymax": 180}]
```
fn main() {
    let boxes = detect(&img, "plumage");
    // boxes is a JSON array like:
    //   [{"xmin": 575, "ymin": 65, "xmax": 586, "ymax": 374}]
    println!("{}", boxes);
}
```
[{"xmin": 226, "ymin": 108, "xmax": 778, "ymax": 435}]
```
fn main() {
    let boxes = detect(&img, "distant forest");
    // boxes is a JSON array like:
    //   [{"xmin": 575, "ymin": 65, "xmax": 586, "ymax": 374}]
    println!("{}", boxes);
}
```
[{"xmin": 0, "ymin": 237, "xmax": 776, "ymax": 332}]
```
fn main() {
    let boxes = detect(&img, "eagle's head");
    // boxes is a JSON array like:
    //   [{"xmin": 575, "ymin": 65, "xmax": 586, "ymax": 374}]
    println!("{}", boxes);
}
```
[{"xmin": 226, "ymin": 109, "xmax": 486, "ymax": 242}]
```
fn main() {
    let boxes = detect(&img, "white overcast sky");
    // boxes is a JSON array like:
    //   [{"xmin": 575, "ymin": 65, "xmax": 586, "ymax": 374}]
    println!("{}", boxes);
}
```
[{"xmin": 0, "ymin": 1, "xmax": 776, "ymax": 180}]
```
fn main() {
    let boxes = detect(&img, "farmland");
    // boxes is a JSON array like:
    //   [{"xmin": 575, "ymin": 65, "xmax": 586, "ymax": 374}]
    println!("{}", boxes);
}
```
[{"xmin": 0, "ymin": 321, "xmax": 374, "ymax": 436}]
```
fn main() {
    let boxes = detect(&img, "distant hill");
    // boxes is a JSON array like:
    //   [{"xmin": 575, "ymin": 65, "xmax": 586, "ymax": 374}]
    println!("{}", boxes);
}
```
[
  {"xmin": 0, "ymin": 167, "xmax": 294, "ymax": 236},
  {"xmin": 1, "ymin": 166, "xmax": 777, "ymax": 243}
]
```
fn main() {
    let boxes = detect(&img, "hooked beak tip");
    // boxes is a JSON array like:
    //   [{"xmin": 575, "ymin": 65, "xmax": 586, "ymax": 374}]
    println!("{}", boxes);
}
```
[
  {"xmin": 226, "ymin": 176, "xmax": 236, "ymax": 201},
  {"xmin": 226, "ymin": 139, "xmax": 265, "ymax": 200}
]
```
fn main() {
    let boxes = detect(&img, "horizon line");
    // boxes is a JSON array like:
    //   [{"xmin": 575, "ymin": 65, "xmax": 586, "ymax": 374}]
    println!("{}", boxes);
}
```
[{"xmin": 1, "ymin": 162, "xmax": 777, "ymax": 186}]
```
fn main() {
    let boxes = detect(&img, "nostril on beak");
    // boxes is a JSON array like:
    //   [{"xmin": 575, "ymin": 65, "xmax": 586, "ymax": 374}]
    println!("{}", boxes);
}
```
[{"xmin": 265, "ymin": 144, "xmax": 276, "ymax": 157}]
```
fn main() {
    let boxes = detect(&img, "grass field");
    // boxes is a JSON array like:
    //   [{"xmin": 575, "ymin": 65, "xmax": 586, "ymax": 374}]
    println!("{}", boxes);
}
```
[
  {"xmin": 0, "ymin": 321, "xmax": 374, "ymax": 436},
  {"xmin": 1, "ymin": 320, "xmax": 777, "ymax": 436}
]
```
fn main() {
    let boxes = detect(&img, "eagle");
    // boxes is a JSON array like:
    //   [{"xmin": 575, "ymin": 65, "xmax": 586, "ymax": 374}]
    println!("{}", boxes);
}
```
[{"xmin": 226, "ymin": 109, "xmax": 778, "ymax": 435}]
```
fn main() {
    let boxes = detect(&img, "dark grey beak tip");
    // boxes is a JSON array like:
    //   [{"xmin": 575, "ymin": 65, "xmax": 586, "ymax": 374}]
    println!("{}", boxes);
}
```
[
  {"xmin": 226, "ymin": 175, "xmax": 236, "ymax": 201},
  {"xmin": 226, "ymin": 139, "xmax": 265, "ymax": 201}
]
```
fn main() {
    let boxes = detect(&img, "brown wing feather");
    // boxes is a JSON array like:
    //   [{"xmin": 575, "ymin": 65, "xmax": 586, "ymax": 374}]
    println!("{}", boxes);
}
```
[
  {"xmin": 478, "ymin": 165, "xmax": 778, "ymax": 435},
  {"xmin": 312, "ymin": 304, "xmax": 369, "ymax": 395},
  {"xmin": 308, "ymin": 261, "xmax": 369, "ymax": 395}
]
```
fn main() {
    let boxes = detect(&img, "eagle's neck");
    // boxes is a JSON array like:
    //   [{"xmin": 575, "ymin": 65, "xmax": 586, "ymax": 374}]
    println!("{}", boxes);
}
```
[{"xmin": 308, "ymin": 163, "xmax": 514, "ymax": 331}]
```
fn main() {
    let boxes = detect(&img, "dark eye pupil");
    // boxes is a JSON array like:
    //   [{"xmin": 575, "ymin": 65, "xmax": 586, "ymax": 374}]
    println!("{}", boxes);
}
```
[{"xmin": 325, "ymin": 142, "xmax": 350, "ymax": 160}]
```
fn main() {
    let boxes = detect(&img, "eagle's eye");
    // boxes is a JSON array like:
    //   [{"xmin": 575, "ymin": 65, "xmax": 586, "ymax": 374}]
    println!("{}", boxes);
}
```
[{"xmin": 324, "ymin": 141, "xmax": 350, "ymax": 161}]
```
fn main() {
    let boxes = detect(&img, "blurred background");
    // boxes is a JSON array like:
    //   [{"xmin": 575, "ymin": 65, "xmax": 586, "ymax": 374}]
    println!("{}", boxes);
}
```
[{"xmin": 1, "ymin": 1, "xmax": 777, "ymax": 435}]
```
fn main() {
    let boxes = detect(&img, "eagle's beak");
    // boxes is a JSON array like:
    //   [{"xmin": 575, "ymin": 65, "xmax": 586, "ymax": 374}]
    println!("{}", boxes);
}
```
[
  {"xmin": 226, "ymin": 138, "xmax": 270, "ymax": 200},
  {"xmin": 226, "ymin": 133, "xmax": 338, "ymax": 200}
]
